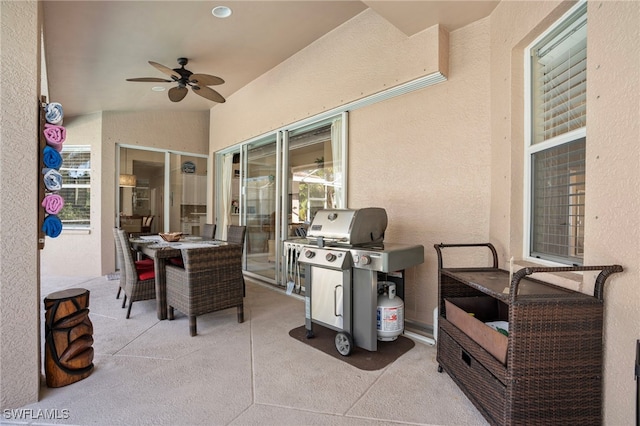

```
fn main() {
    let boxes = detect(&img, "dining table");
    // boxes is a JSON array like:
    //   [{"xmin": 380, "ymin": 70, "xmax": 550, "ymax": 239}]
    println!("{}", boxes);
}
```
[{"xmin": 129, "ymin": 235, "xmax": 238, "ymax": 320}]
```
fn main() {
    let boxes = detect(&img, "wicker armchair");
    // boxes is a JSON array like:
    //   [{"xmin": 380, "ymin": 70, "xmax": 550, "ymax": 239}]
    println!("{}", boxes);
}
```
[
  {"xmin": 116, "ymin": 229, "xmax": 156, "ymax": 318},
  {"xmin": 165, "ymin": 245, "xmax": 244, "ymax": 336}
]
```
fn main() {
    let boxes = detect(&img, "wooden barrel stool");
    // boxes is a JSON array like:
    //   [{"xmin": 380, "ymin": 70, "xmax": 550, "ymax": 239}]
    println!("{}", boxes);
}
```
[{"xmin": 44, "ymin": 288, "xmax": 94, "ymax": 387}]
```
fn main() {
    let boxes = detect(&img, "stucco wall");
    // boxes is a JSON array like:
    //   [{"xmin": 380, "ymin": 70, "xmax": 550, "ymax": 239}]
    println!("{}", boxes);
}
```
[
  {"xmin": 349, "ymin": 17, "xmax": 491, "ymax": 327},
  {"xmin": 210, "ymin": 2, "xmax": 640, "ymax": 423},
  {"xmin": 0, "ymin": 0, "xmax": 41, "ymax": 409},
  {"xmin": 489, "ymin": 2, "xmax": 640, "ymax": 423},
  {"xmin": 582, "ymin": 2, "xmax": 640, "ymax": 422},
  {"xmin": 209, "ymin": 9, "xmax": 446, "ymax": 150}
]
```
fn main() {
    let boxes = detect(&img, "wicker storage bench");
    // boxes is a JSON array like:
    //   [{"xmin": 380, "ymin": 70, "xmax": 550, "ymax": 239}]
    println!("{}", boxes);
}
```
[{"xmin": 434, "ymin": 243, "xmax": 622, "ymax": 426}]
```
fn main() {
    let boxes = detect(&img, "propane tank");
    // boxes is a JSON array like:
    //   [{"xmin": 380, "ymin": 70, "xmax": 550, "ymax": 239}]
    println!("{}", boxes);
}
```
[{"xmin": 376, "ymin": 282, "xmax": 404, "ymax": 341}]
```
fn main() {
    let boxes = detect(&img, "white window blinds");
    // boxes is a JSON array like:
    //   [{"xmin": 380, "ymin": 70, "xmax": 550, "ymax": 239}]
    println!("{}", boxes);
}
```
[
  {"xmin": 526, "ymin": 2, "xmax": 587, "ymax": 264},
  {"xmin": 531, "ymin": 4, "xmax": 587, "ymax": 144}
]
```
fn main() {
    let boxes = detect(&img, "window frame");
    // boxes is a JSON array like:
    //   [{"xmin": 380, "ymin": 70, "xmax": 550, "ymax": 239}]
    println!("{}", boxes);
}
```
[{"xmin": 523, "ymin": 1, "xmax": 587, "ymax": 265}]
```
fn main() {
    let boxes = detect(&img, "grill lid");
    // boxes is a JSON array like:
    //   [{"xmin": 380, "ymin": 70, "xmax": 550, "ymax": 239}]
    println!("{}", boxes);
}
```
[{"xmin": 306, "ymin": 208, "xmax": 387, "ymax": 246}]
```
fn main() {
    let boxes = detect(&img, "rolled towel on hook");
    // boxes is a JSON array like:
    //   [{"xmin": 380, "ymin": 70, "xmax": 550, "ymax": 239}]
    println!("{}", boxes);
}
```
[
  {"xmin": 42, "ymin": 145, "xmax": 63, "ymax": 169},
  {"xmin": 42, "ymin": 193, "xmax": 65, "ymax": 215},
  {"xmin": 42, "ymin": 168, "xmax": 63, "ymax": 191},
  {"xmin": 42, "ymin": 214, "xmax": 63, "ymax": 238},
  {"xmin": 43, "ymin": 123, "xmax": 66, "ymax": 151},
  {"xmin": 45, "ymin": 102, "xmax": 64, "ymax": 125}
]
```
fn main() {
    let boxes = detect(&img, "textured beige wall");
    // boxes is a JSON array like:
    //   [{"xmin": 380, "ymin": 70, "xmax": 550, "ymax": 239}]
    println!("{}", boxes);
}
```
[
  {"xmin": 583, "ymin": 2, "xmax": 640, "ymax": 422},
  {"xmin": 0, "ymin": 0, "xmax": 41, "ymax": 409},
  {"xmin": 210, "ymin": 2, "xmax": 639, "ymax": 422},
  {"xmin": 349, "ymin": 17, "xmax": 492, "ymax": 326},
  {"xmin": 210, "ymin": 9, "xmax": 445, "ymax": 150},
  {"xmin": 489, "ymin": 0, "xmax": 571, "ymax": 260},
  {"xmin": 489, "ymin": 2, "xmax": 640, "ymax": 423}
]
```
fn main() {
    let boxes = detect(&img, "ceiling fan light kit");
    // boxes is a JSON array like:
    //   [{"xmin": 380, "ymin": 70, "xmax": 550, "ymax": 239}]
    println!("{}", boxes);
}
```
[{"xmin": 126, "ymin": 57, "xmax": 226, "ymax": 103}]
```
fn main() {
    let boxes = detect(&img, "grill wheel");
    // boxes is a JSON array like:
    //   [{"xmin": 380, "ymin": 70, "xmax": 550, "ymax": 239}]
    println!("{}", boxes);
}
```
[{"xmin": 335, "ymin": 331, "xmax": 353, "ymax": 356}]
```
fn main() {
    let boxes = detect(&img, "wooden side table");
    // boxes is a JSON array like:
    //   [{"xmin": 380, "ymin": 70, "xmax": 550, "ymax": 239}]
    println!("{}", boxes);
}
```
[{"xmin": 44, "ymin": 288, "xmax": 94, "ymax": 387}]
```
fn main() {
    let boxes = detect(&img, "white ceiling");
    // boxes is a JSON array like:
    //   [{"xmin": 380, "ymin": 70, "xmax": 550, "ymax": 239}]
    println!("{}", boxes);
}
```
[{"xmin": 42, "ymin": 1, "xmax": 499, "ymax": 118}]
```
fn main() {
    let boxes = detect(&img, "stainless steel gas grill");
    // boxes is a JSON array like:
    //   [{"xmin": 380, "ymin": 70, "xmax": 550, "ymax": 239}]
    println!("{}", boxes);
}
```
[{"xmin": 287, "ymin": 208, "xmax": 424, "ymax": 356}]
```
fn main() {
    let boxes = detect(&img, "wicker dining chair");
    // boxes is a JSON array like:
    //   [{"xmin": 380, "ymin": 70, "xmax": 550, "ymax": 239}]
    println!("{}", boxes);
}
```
[
  {"xmin": 141, "ymin": 215, "xmax": 154, "ymax": 234},
  {"xmin": 226, "ymin": 225, "xmax": 246, "ymax": 247},
  {"xmin": 165, "ymin": 245, "xmax": 244, "ymax": 336},
  {"xmin": 226, "ymin": 225, "xmax": 247, "ymax": 296},
  {"xmin": 113, "ymin": 227, "xmax": 126, "ymax": 300},
  {"xmin": 201, "ymin": 223, "xmax": 216, "ymax": 239},
  {"xmin": 113, "ymin": 227, "xmax": 153, "ymax": 302},
  {"xmin": 116, "ymin": 229, "xmax": 156, "ymax": 318}
]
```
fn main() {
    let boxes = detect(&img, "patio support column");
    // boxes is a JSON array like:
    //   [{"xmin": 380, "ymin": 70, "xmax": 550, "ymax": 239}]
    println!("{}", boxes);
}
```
[{"xmin": 0, "ymin": 0, "xmax": 42, "ymax": 409}]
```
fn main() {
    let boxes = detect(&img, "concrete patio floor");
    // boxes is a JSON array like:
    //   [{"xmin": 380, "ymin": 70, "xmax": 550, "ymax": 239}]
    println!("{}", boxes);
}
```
[{"xmin": 6, "ymin": 274, "xmax": 488, "ymax": 425}]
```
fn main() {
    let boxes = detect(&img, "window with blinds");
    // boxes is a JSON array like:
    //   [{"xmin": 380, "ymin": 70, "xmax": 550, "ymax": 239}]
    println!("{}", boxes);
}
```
[
  {"xmin": 59, "ymin": 146, "xmax": 91, "ymax": 228},
  {"xmin": 527, "ymin": 2, "xmax": 587, "ymax": 264},
  {"xmin": 531, "ymin": 5, "xmax": 587, "ymax": 144}
]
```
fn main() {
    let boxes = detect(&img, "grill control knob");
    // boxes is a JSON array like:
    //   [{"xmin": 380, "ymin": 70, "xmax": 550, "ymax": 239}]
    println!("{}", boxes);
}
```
[
  {"xmin": 326, "ymin": 253, "xmax": 336, "ymax": 262},
  {"xmin": 360, "ymin": 255, "xmax": 371, "ymax": 265},
  {"xmin": 305, "ymin": 250, "xmax": 315, "ymax": 259}
]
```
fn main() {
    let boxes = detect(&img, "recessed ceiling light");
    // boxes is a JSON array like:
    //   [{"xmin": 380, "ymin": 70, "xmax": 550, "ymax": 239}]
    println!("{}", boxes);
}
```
[
  {"xmin": 212, "ymin": 6, "xmax": 232, "ymax": 18},
  {"xmin": 151, "ymin": 86, "xmax": 166, "ymax": 92}
]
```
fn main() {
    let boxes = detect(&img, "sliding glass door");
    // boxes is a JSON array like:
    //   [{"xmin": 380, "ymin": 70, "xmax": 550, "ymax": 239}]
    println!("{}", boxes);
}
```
[
  {"xmin": 242, "ymin": 135, "xmax": 278, "ymax": 281},
  {"xmin": 283, "ymin": 115, "xmax": 346, "ymax": 240},
  {"xmin": 118, "ymin": 147, "xmax": 165, "ymax": 234},
  {"xmin": 117, "ymin": 146, "xmax": 208, "ymax": 235},
  {"xmin": 214, "ymin": 113, "xmax": 347, "ymax": 288}
]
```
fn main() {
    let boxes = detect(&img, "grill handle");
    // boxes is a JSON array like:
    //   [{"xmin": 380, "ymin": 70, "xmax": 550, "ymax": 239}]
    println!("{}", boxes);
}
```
[{"xmin": 334, "ymin": 285, "xmax": 343, "ymax": 317}]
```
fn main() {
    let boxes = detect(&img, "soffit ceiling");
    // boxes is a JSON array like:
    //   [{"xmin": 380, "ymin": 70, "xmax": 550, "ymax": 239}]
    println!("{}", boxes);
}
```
[{"xmin": 42, "ymin": 1, "xmax": 499, "ymax": 118}]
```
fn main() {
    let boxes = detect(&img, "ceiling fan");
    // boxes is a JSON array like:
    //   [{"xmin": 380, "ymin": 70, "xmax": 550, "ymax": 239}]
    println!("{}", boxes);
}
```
[{"xmin": 126, "ymin": 57, "xmax": 226, "ymax": 103}]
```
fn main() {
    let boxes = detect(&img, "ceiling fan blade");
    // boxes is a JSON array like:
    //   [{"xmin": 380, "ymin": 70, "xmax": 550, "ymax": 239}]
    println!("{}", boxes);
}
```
[
  {"xmin": 126, "ymin": 77, "xmax": 173, "ymax": 82},
  {"xmin": 168, "ymin": 86, "xmax": 188, "ymax": 102},
  {"xmin": 148, "ymin": 61, "xmax": 180, "ymax": 80},
  {"xmin": 188, "ymin": 73, "xmax": 225, "ymax": 86},
  {"xmin": 191, "ymin": 85, "xmax": 226, "ymax": 103}
]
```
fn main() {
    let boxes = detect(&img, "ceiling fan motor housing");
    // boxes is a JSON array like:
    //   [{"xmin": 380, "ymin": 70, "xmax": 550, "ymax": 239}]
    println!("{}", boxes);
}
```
[{"xmin": 173, "ymin": 58, "xmax": 193, "ymax": 83}]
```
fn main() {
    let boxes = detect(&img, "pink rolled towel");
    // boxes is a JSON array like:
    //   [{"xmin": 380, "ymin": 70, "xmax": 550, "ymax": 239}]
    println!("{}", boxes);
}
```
[
  {"xmin": 43, "ymin": 123, "xmax": 66, "ymax": 151},
  {"xmin": 42, "ymin": 193, "xmax": 65, "ymax": 215}
]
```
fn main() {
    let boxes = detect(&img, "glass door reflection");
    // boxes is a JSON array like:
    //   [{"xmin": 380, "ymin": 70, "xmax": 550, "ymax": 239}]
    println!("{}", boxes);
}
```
[
  {"xmin": 286, "ymin": 117, "xmax": 345, "ymax": 233},
  {"xmin": 118, "ymin": 147, "xmax": 164, "ymax": 235},
  {"xmin": 243, "ymin": 137, "xmax": 277, "ymax": 281}
]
